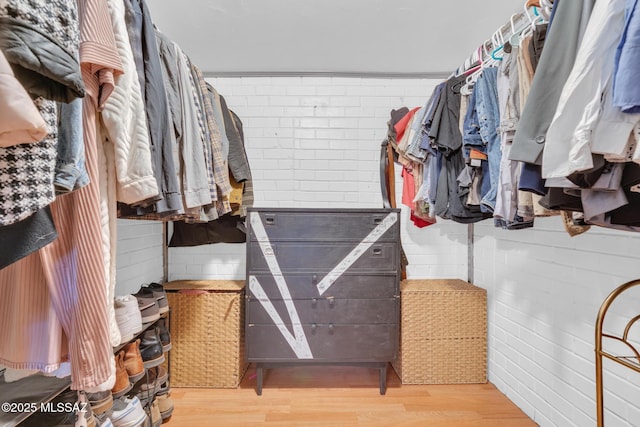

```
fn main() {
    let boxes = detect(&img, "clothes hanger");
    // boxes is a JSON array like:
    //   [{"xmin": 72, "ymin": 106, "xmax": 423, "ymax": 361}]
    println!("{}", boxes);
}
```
[
  {"xmin": 509, "ymin": 13, "xmax": 522, "ymax": 46},
  {"xmin": 488, "ymin": 30, "xmax": 505, "ymax": 61},
  {"xmin": 539, "ymin": 0, "xmax": 553, "ymax": 19}
]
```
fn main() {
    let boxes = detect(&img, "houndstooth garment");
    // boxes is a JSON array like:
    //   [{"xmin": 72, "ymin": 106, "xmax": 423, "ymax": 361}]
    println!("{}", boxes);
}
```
[
  {"xmin": 0, "ymin": 0, "xmax": 80, "ymax": 226},
  {"xmin": 0, "ymin": 0, "xmax": 79, "ymax": 53},
  {"xmin": 0, "ymin": 98, "xmax": 57, "ymax": 226}
]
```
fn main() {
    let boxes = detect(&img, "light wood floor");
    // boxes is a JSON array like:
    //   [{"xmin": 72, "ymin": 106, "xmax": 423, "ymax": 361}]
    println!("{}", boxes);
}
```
[{"xmin": 167, "ymin": 364, "xmax": 537, "ymax": 426}]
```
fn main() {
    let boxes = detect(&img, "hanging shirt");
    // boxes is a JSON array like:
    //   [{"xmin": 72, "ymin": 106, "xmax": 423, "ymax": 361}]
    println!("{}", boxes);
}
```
[
  {"xmin": 542, "ymin": 0, "xmax": 627, "ymax": 180},
  {"xmin": 613, "ymin": 0, "xmax": 640, "ymax": 113},
  {"xmin": 509, "ymin": 0, "xmax": 595, "ymax": 165}
]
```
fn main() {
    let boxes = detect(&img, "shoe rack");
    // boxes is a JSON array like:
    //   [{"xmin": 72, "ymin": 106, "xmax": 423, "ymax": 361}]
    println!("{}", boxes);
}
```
[{"xmin": 0, "ymin": 308, "xmax": 171, "ymax": 426}]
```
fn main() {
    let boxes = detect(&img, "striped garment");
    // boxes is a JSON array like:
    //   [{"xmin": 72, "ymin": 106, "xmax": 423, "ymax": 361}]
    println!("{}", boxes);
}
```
[{"xmin": 0, "ymin": 0, "xmax": 124, "ymax": 391}]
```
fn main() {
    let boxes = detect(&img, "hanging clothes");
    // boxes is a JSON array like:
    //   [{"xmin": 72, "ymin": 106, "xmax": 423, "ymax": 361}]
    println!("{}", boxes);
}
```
[
  {"xmin": 509, "ymin": 0, "xmax": 595, "ymax": 165},
  {"xmin": 0, "ymin": 0, "xmax": 123, "ymax": 391},
  {"xmin": 123, "ymin": 0, "xmax": 182, "ymax": 214}
]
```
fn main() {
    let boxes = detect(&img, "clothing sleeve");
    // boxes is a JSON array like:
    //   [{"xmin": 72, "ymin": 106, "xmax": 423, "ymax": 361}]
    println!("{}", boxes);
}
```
[
  {"xmin": 509, "ymin": 0, "xmax": 595, "ymax": 165},
  {"xmin": 101, "ymin": 0, "xmax": 158, "ymax": 204},
  {"xmin": 542, "ymin": 0, "xmax": 627, "ymax": 179}
]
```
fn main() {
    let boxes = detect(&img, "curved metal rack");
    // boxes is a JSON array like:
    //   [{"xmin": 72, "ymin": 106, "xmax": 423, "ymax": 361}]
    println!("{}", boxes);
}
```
[{"xmin": 595, "ymin": 279, "xmax": 640, "ymax": 427}]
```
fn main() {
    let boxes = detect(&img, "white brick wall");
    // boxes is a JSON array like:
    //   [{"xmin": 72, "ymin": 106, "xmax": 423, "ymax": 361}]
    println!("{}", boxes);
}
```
[
  {"xmin": 115, "ymin": 219, "xmax": 164, "ymax": 295},
  {"xmin": 120, "ymin": 75, "xmax": 640, "ymax": 426},
  {"xmin": 168, "ymin": 77, "xmax": 468, "ymax": 281},
  {"xmin": 475, "ymin": 217, "xmax": 640, "ymax": 426}
]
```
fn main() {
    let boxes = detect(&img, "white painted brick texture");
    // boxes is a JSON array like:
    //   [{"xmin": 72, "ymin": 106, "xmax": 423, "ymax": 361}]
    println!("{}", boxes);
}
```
[
  {"xmin": 121, "ymin": 75, "xmax": 640, "ymax": 427},
  {"xmin": 475, "ymin": 217, "xmax": 640, "ymax": 426},
  {"xmin": 115, "ymin": 219, "xmax": 163, "ymax": 295},
  {"xmin": 169, "ymin": 76, "xmax": 467, "ymax": 282}
]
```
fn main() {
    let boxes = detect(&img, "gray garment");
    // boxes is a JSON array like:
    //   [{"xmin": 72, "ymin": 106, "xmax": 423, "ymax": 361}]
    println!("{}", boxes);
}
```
[
  {"xmin": 155, "ymin": 30, "xmax": 211, "ymax": 209},
  {"xmin": 0, "ymin": 0, "xmax": 85, "ymax": 102},
  {"xmin": 509, "ymin": 0, "xmax": 595, "ymax": 164},
  {"xmin": 219, "ymin": 95, "xmax": 251, "ymax": 182},
  {"xmin": 230, "ymin": 110, "xmax": 254, "ymax": 217},
  {"xmin": 207, "ymin": 84, "xmax": 231, "ymax": 160},
  {"xmin": 581, "ymin": 163, "xmax": 626, "ymax": 221},
  {"xmin": 433, "ymin": 74, "xmax": 488, "ymax": 223},
  {"xmin": 0, "ymin": 206, "xmax": 57, "ymax": 269},
  {"xmin": 124, "ymin": 0, "xmax": 182, "ymax": 214}
]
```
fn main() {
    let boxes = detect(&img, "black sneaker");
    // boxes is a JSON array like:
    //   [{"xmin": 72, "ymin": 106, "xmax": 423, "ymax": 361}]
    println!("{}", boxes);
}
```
[
  {"xmin": 139, "ymin": 328, "xmax": 165, "ymax": 369},
  {"xmin": 156, "ymin": 318, "xmax": 171, "ymax": 353}
]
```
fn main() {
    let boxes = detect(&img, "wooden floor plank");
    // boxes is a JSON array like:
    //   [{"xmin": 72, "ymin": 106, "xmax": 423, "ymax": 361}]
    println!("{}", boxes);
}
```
[{"xmin": 167, "ymin": 365, "xmax": 537, "ymax": 426}]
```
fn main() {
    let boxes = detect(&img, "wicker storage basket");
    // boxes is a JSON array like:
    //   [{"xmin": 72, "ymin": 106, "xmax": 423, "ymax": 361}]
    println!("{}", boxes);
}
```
[
  {"xmin": 165, "ymin": 280, "xmax": 248, "ymax": 388},
  {"xmin": 392, "ymin": 279, "xmax": 487, "ymax": 384}
]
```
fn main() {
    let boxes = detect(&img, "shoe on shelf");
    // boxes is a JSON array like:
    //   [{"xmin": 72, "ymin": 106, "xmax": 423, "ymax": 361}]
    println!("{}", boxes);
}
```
[
  {"xmin": 133, "ymin": 288, "xmax": 160, "ymax": 324},
  {"xmin": 156, "ymin": 318, "xmax": 171, "ymax": 353},
  {"xmin": 110, "ymin": 396, "xmax": 148, "ymax": 427},
  {"xmin": 145, "ymin": 283, "xmax": 169, "ymax": 315},
  {"xmin": 87, "ymin": 389, "xmax": 114, "ymax": 415},
  {"xmin": 114, "ymin": 300, "xmax": 134, "ymax": 344},
  {"xmin": 139, "ymin": 328, "xmax": 165, "ymax": 369},
  {"xmin": 129, "ymin": 365, "xmax": 169, "ymax": 403},
  {"xmin": 116, "ymin": 295, "xmax": 143, "ymax": 336},
  {"xmin": 155, "ymin": 392, "xmax": 174, "ymax": 423},
  {"xmin": 122, "ymin": 339, "xmax": 145, "ymax": 383},
  {"xmin": 112, "ymin": 351, "xmax": 133, "ymax": 398}
]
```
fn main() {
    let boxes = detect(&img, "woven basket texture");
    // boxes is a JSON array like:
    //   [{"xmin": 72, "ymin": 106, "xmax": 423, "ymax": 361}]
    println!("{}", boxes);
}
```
[
  {"xmin": 392, "ymin": 279, "xmax": 487, "ymax": 384},
  {"xmin": 166, "ymin": 281, "xmax": 247, "ymax": 388}
]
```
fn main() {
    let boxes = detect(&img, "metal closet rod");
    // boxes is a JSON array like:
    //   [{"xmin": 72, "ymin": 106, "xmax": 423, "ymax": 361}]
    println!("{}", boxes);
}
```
[{"xmin": 201, "ymin": 71, "xmax": 451, "ymax": 79}]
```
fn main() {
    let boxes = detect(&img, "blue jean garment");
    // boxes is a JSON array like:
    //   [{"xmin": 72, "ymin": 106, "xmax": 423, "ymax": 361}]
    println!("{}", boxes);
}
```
[
  {"xmin": 462, "ymin": 86, "xmax": 484, "ymax": 158},
  {"xmin": 475, "ymin": 67, "xmax": 502, "ymax": 213},
  {"xmin": 55, "ymin": 98, "xmax": 88, "ymax": 194}
]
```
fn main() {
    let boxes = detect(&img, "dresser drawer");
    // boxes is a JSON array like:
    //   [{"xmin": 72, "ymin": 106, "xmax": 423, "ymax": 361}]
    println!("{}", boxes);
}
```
[
  {"xmin": 246, "ymin": 324, "xmax": 397, "ymax": 362},
  {"xmin": 247, "ymin": 273, "xmax": 398, "ymax": 299},
  {"xmin": 247, "ymin": 298, "xmax": 398, "ymax": 325},
  {"xmin": 248, "ymin": 209, "xmax": 399, "ymax": 243},
  {"xmin": 248, "ymin": 242, "xmax": 398, "ymax": 273}
]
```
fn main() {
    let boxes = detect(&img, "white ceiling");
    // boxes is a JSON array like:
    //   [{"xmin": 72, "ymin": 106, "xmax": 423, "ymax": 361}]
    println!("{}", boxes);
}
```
[{"xmin": 148, "ymin": 0, "xmax": 524, "ymax": 76}]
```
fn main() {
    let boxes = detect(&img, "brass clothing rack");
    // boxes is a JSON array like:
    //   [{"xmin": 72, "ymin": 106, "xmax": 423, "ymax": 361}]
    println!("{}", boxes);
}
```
[{"xmin": 595, "ymin": 279, "xmax": 640, "ymax": 426}]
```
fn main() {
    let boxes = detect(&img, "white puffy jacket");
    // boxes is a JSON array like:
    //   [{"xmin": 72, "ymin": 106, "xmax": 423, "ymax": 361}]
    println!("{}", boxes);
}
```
[{"xmin": 0, "ymin": 49, "xmax": 47, "ymax": 147}]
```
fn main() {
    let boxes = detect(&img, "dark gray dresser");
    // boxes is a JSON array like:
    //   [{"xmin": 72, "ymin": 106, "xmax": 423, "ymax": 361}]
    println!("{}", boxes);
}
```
[{"xmin": 245, "ymin": 207, "xmax": 401, "ymax": 394}]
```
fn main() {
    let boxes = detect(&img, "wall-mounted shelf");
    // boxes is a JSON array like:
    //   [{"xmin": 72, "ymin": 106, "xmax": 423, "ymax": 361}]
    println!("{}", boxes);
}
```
[{"xmin": 595, "ymin": 279, "xmax": 640, "ymax": 427}]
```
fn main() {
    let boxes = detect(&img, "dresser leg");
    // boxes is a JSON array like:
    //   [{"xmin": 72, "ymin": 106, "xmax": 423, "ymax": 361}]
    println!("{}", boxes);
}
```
[
  {"xmin": 256, "ymin": 364, "xmax": 263, "ymax": 396},
  {"xmin": 379, "ymin": 364, "xmax": 387, "ymax": 395}
]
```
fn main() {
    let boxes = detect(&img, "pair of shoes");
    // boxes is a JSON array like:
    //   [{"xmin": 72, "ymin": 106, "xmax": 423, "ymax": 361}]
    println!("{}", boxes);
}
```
[
  {"xmin": 133, "ymin": 283, "xmax": 169, "ymax": 324},
  {"xmin": 122, "ymin": 339, "xmax": 145, "ymax": 382},
  {"xmin": 110, "ymin": 396, "xmax": 148, "ymax": 427},
  {"xmin": 156, "ymin": 392, "xmax": 174, "ymax": 423},
  {"xmin": 139, "ymin": 328, "xmax": 165, "ymax": 369},
  {"xmin": 115, "ymin": 295, "xmax": 143, "ymax": 344},
  {"xmin": 130, "ymin": 366, "xmax": 168, "ymax": 404},
  {"xmin": 145, "ymin": 283, "xmax": 169, "ymax": 315},
  {"xmin": 112, "ymin": 352, "xmax": 133, "ymax": 398},
  {"xmin": 131, "ymin": 375, "xmax": 173, "ymax": 425},
  {"xmin": 156, "ymin": 318, "xmax": 171, "ymax": 353},
  {"xmin": 87, "ymin": 389, "xmax": 113, "ymax": 415},
  {"xmin": 133, "ymin": 288, "xmax": 161, "ymax": 324}
]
